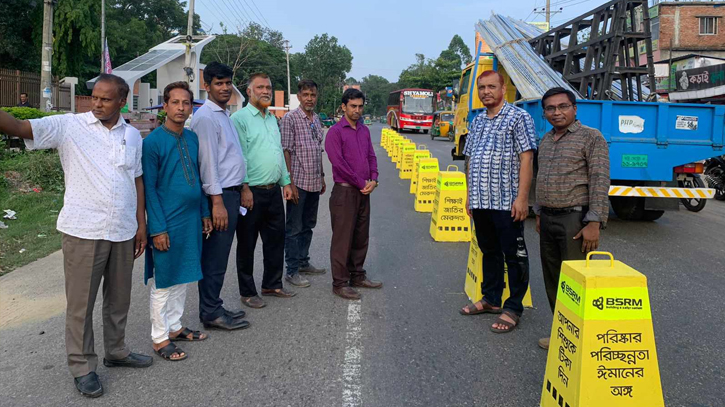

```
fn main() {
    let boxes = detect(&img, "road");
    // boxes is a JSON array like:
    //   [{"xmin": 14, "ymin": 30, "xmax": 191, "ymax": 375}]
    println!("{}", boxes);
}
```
[{"xmin": 1, "ymin": 123, "xmax": 724, "ymax": 407}]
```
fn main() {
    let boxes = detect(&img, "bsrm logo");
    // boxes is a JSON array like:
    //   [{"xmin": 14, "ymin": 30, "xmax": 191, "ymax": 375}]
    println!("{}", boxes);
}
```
[
  {"xmin": 560, "ymin": 281, "xmax": 581, "ymax": 305},
  {"xmin": 592, "ymin": 296, "xmax": 643, "ymax": 310}
]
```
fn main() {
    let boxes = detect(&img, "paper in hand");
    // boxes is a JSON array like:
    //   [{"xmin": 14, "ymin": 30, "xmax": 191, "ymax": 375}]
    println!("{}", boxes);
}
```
[{"xmin": 239, "ymin": 206, "xmax": 248, "ymax": 216}]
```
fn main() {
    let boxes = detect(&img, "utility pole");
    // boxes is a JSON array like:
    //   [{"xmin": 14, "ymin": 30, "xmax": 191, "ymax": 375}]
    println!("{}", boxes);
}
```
[
  {"xmin": 101, "ymin": 0, "xmax": 105, "ymax": 74},
  {"xmin": 40, "ymin": 0, "xmax": 55, "ymax": 112},
  {"xmin": 283, "ymin": 40, "xmax": 292, "ymax": 106},
  {"xmin": 183, "ymin": 0, "xmax": 196, "ymax": 84},
  {"xmin": 533, "ymin": 1, "xmax": 563, "ymax": 29}
]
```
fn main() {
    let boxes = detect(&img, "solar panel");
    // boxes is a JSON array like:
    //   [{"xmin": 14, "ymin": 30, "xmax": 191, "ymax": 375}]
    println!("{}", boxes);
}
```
[{"xmin": 114, "ymin": 49, "xmax": 182, "ymax": 72}]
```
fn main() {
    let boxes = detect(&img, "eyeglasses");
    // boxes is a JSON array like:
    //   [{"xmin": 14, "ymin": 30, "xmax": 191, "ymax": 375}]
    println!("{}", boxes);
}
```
[{"xmin": 544, "ymin": 104, "xmax": 574, "ymax": 113}]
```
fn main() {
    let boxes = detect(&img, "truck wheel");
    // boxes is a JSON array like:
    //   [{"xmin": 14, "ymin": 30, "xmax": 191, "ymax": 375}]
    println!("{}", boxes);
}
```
[
  {"xmin": 641, "ymin": 210, "xmax": 665, "ymax": 221},
  {"xmin": 610, "ymin": 196, "xmax": 644, "ymax": 220}
]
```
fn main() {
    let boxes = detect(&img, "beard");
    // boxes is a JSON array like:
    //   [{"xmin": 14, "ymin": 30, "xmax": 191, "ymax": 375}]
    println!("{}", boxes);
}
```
[{"xmin": 254, "ymin": 95, "xmax": 272, "ymax": 108}]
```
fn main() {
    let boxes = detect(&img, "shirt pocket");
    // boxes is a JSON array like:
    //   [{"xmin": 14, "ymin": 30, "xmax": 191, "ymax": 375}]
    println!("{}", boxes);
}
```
[{"xmin": 121, "ymin": 145, "xmax": 138, "ymax": 171}]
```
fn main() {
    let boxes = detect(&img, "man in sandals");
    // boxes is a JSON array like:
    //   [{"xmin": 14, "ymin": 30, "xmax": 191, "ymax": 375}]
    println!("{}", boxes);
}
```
[
  {"xmin": 143, "ymin": 82, "xmax": 213, "ymax": 361},
  {"xmin": 231, "ymin": 73, "xmax": 296, "ymax": 308},
  {"xmin": 0, "ymin": 74, "xmax": 152, "ymax": 397},
  {"xmin": 534, "ymin": 87, "xmax": 610, "ymax": 349},
  {"xmin": 459, "ymin": 71, "xmax": 536, "ymax": 333}
]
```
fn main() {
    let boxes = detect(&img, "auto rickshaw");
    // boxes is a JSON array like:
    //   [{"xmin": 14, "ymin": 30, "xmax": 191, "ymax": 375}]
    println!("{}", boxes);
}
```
[
  {"xmin": 319, "ymin": 112, "xmax": 335, "ymax": 128},
  {"xmin": 430, "ymin": 110, "xmax": 455, "ymax": 141},
  {"xmin": 363, "ymin": 114, "xmax": 372, "ymax": 125}
]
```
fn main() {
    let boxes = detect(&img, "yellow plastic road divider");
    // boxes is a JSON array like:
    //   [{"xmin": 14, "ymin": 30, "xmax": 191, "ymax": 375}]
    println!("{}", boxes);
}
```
[
  {"xmin": 409, "ymin": 150, "xmax": 432, "ymax": 194},
  {"xmin": 540, "ymin": 251, "xmax": 664, "ymax": 407},
  {"xmin": 397, "ymin": 143, "xmax": 415, "ymax": 172},
  {"xmin": 387, "ymin": 134, "xmax": 401, "ymax": 157},
  {"xmin": 608, "ymin": 185, "xmax": 716, "ymax": 199},
  {"xmin": 395, "ymin": 141, "xmax": 413, "ymax": 169},
  {"xmin": 392, "ymin": 138, "xmax": 407, "ymax": 163},
  {"xmin": 414, "ymin": 158, "xmax": 440, "ymax": 212},
  {"xmin": 400, "ymin": 144, "xmax": 427, "ymax": 180},
  {"xmin": 464, "ymin": 224, "xmax": 533, "ymax": 307},
  {"xmin": 381, "ymin": 128, "xmax": 390, "ymax": 148},
  {"xmin": 429, "ymin": 165, "xmax": 471, "ymax": 242}
]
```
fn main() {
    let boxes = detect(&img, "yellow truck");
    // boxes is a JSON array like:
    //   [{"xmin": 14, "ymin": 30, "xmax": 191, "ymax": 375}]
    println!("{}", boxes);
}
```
[{"xmin": 451, "ymin": 39, "xmax": 517, "ymax": 160}]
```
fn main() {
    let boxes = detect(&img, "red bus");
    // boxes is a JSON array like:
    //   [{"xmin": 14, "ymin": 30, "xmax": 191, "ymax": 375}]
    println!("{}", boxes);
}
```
[{"xmin": 387, "ymin": 88, "xmax": 435, "ymax": 133}]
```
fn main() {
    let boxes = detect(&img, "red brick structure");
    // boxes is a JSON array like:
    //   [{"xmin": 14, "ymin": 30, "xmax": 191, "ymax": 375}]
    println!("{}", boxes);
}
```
[{"xmin": 654, "ymin": 1, "xmax": 725, "ymax": 60}]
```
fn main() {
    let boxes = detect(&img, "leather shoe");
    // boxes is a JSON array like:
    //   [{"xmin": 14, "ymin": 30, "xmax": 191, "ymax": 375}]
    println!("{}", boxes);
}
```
[
  {"xmin": 103, "ymin": 352, "xmax": 153, "ymax": 368},
  {"xmin": 261, "ymin": 288, "xmax": 297, "ymax": 298},
  {"xmin": 225, "ymin": 309, "xmax": 246, "ymax": 319},
  {"xmin": 333, "ymin": 286, "xmax": 361, "ymax": 300},
  {"xmin": 203, "ymin": 314, "xmax": 250, "ymax": 330},
  {"xmin": 351, "ymin": 278, "xmax": 383, "ymax": 289},
  {"xmin": 74, "ymin": 372, "xmax": 103, "ymax": 398},
  {"xmin": 241, "ymin": 295, "xmax": 267, "ymax": 308},
  {"xmin": 299, "ymin": 264, "xmax": 326, "ymax": 274}
]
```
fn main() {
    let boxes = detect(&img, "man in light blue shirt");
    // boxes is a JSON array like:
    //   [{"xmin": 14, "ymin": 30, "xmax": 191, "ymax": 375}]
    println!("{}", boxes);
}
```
[
  {"xmin": 190, "ymin": 62, "xmax": 249, "ymax": 331},
  {"xmin": 231, "ymin": 72, "xmax": 295, "ymax": 309}
]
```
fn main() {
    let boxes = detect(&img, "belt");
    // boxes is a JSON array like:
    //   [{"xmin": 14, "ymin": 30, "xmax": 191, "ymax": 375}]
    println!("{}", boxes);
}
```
[
  {"xmin": 541, "ymin": 206, "xmax": 587, "ymax": 215},
  {"xmin": 335, "ymin": 182, "xmax": 354, "ymax": 188},
  {"xmin": 222, "ymin": 185, "xmax": 243, "ymax": 192},
  {"xmin": 251, "ymin": 184, "xmax": 278, "ymax": 190}
]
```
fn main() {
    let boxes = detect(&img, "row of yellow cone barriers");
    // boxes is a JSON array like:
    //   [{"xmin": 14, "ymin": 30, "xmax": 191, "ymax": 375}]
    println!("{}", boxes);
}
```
[{"xmin": 380, "ymin": 128, "xmax": 665, "ymax": 407}]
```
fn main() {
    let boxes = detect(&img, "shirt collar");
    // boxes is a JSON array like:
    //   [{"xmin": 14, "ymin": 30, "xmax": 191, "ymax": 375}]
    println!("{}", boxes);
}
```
[
  {"xmin": 482, "ymin": 101, "xmax": 509, "ymax": 120},
  {"xmin": 547, "ymin": 119, "xmax": 581, "ymax": 137},
  {"xmin": 293, "ymin": 107, "xmax": 317, "ymax": 122},
  {"xmin": 84, "ymin": 111, "xmax": 127, "ymax": 130},
  {"xmin": 340, "ymin": 116, "xmax": 360, "ymax": 128},
  {"xmin": 204, "ymin": 99, "xmax": 225, "ymax": 112},
  {"xmin": 246, "ymin": 103, "xmax": 269, "ymax": 117}
]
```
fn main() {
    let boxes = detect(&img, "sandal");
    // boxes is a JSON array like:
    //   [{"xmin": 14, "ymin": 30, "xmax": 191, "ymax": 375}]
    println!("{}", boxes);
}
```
[
  {"xmin": 170, "ymin": 327, "xmax": 207, "ymax": 342},
  {"xmin": 155, "ymin": 343, "xmax": 187, "ymax": 361},
  {"xmin": 459, "ymin": 301, "xmax": 502, "ymax": 316},
  {"xmin": 490, "ymin": 311, "xmax": 520, "ymax": 333}
]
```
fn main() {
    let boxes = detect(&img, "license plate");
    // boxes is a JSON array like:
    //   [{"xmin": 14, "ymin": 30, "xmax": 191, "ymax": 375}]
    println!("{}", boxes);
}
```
[
  {"xmin": 416, "ymin": 126, "xmax": 421, "ymax": 129},
  {"xmin": 622, "ymin": 154, "xmax": 648, "ymax": 168}
]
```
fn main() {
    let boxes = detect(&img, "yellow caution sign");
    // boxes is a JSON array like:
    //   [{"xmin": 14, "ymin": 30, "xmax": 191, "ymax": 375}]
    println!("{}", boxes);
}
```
[
  {"xmin": 387, "ymin": 135, "xmax": 400, "ymax": 157},
  {"xmin": 400, "ymin": 144, "xmax": 426, "ymax": 179},
  {"xmin": 429, "ymin": 165, "xmax": 471, "ymax": 242},
  {"xmin": 464, "ymin": 224, "xmax": 533, "ymax": 307},
  {"xmin": 381, "ymin": 128, "xmax": 390, "ymax": 148},
  {"xmin": 397, "ymin": 143, "xmax": 415, "ymax": 172},
  {"xmin": 409, "ymin": 150, "xmax": 432, "ymax": 194},
  {"xmin": 540, "ymin": 252, "xmax": 664, "ymax": 407},
  {"xmin": 392, "ymin": 138, "xmax": 407, "ymax": 163},
  {"xmin": 414, "ymin": 158, "xmax": 439, "ymax": 212}
]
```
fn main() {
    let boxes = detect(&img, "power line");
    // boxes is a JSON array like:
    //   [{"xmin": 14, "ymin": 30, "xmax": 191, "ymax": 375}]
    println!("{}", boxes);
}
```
[
  {"xmin": 248, "ymin": 0, "xmax": 271, "ymax": 28},
  {"xmin": 216, "ymin": 0, "xmax": 250, "ymax": 31},
  {"xmin": 238, "ymin": 0, "xmax": 264, "ymax": 28},
  {"xmin": 199, "ymin": 0, "xmax": 232, "ymax": 33}
]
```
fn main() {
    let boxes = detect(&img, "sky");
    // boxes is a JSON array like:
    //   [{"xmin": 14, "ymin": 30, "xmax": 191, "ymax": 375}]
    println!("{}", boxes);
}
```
[{"xmin": 192, "ymin": 0, "xmax": 611, "ymax": 83}]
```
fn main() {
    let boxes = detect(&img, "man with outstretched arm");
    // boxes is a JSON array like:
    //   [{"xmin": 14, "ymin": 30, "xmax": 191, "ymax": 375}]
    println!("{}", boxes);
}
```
[{"xmin": 0, "ymin": 74, "xmax": 152, "ymax": 398}]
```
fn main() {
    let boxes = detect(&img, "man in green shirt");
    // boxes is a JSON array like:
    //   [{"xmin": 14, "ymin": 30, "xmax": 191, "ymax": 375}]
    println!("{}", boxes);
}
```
[{"xmin": 231, "ymin": 73, "xmax": 295, "ymax": 309}]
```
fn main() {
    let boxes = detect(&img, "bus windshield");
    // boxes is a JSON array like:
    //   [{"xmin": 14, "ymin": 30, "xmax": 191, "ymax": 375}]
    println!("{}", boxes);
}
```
[{"xmin": 403, "ymin": 95, "xmax": 434, "ymax": 114}]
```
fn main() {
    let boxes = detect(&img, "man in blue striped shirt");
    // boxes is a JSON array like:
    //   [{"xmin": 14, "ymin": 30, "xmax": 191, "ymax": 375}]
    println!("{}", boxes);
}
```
[{"xmin": 459, "ymin": 71, "xmax": 536, "ymax": 334}]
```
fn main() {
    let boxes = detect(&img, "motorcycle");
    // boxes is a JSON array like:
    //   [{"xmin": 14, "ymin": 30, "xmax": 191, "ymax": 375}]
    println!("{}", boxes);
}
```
[
  {"xmin": 678, "ymin": 173, "xmax": 707, "ymax": 212},
  {"xmin": 703, "ymin": 155, "xmax": 725, "ymax": 201}
]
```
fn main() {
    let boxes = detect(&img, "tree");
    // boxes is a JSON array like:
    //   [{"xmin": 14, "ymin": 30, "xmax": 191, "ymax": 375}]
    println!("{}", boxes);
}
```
[
  {"xmin": 0, "ymin": 0, "xmax": 44, "ymax": 72},
  {"xmin": 447, "ymin": 35, "xmax": 472, "ymax": 68},
  {"xmin": 345, "ymin": 77, "xmax": 358, "ymax": 85},
  {"xmin": 360, "ymin": 75, "xmax": 394, "ymax": 117},
  {"xmin": 241, "ymin": 22, "xmax": 284, "ymax": 50},
  {"xmin": 296, "ymin": 34, "xmax": 353, "ymax": 116},
  {"xmin": 396, "ymin": 35, "xmax": 473, "ymax": 93}
]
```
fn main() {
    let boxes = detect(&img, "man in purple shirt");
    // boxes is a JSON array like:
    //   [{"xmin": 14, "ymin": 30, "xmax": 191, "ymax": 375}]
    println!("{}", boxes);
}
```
[{"xmin": 325, "ymin": 89, "xmax": 383, "ymax": 300}]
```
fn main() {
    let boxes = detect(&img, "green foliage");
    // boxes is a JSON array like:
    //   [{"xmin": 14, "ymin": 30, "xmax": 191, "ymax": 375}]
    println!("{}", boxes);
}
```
[
  {"xmin": 0, "ymin": 0, "xmax": 44, "ymax": 72},
  {"xmin": 397, "ymin": 35, "xmax": 472, "ymax": 93},
  {"xmin": 0, "ymin": 107, "xmax": 59, "ymax": 121},
  {"xmin": 360, "ymin": 75, "xmax": 396, "ymax": 117},
  {"xmin": 295, "ymin": 34, "xmax": 353, "ymax": 116}
]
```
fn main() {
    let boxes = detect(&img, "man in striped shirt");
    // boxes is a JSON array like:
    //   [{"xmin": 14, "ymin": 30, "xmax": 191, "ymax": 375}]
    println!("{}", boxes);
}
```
[{"xmin": 534, "ymin": 87, "xmax": 610, "ymax": 350}]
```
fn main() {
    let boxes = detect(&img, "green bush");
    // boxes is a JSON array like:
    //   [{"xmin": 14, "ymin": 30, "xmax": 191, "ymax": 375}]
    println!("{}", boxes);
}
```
[{"xmin": 0, "ymin": 107, "xmax": 60, "ymax": 121}]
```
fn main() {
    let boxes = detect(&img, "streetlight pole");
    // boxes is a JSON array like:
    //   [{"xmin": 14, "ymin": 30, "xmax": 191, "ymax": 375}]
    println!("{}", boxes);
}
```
[
  {"xmin": 184, "ymin": 0, "xmax": 196, "ymax": 84},
  {"xmin": 101, "ymin": 0, "xmax": 105, "ymax": 74},
  {"xmin": 283, "ymin": 40, "xmax": 292, "ymax": 106},
  {"xmin": 40, "ymin": 0, "xmax": 55, "ymax": 112}
]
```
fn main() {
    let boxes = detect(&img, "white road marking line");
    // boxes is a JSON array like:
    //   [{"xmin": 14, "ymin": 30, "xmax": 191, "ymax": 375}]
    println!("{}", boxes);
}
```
[{"xmin": 342, "ymin": 301, "xmax": 363, "ymax": 407}]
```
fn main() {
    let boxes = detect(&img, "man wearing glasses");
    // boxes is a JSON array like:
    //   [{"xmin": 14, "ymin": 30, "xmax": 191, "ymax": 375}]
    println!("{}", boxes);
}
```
[
  {"xmin": 534, "ymin": 87, "xmax": 610, "ymax": 350},
  {"xmin": 280, "ymin": 80, "xmax": 327, "ymax": 288}
]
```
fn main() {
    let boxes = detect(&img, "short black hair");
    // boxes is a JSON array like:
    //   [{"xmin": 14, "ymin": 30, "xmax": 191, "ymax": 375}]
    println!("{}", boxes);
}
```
[
  {"xmin": 96, "ymin": 73, "xmax": 130, "ymax": 99},
  {"xmin": 163, "ymin": 81, "xmax": 194, "ymax": 104},
  {"xmin": 20, "ymin": 92, "xmax": 28, "ymax": 97},
  {"xmin": 342, "ymin": 88, "xmax": 365, "ymax": 105},
  {"xmin": 203, "ymin": 62, "xmax": 234, "ymax": 85},
  {"xmin": 541, "ymin": 87, "xmax": 576, "ymax": 107},
  {"xmin": 298, "ymin": 79, "xmax": 318, "ymax": 92}
]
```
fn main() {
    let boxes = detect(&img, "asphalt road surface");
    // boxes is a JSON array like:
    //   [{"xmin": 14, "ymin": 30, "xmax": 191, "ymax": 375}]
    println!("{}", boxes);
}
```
[{"xmin": 1, "ymin": 123, "xmax": 723, "ymax": 407}]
